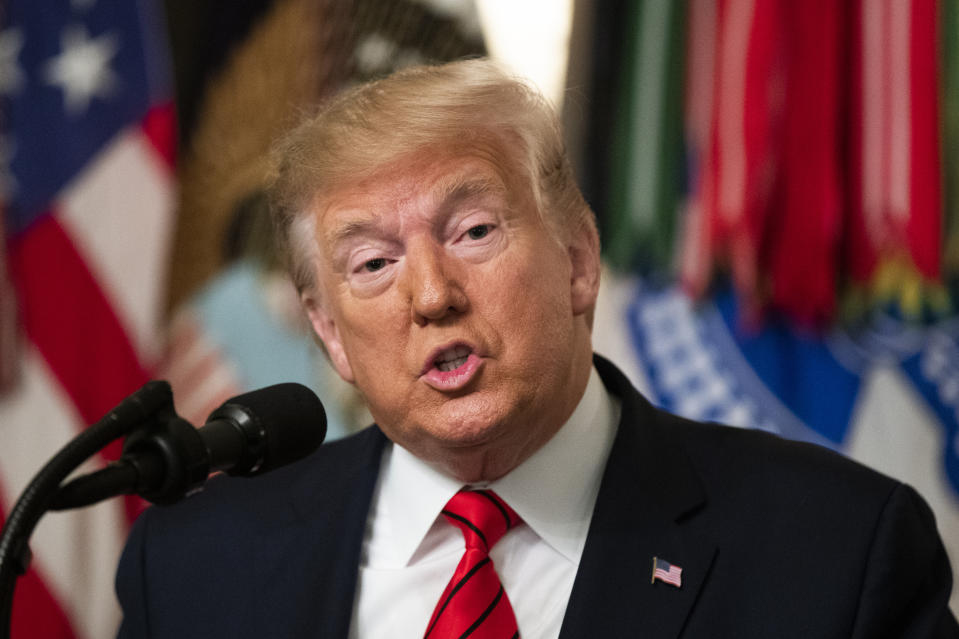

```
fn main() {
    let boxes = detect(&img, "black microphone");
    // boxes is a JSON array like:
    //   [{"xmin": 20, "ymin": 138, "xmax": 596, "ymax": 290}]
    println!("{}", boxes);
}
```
[
  {"xmin": 194, "ymin": 382, "xmax": 328, "ymax": 477},
  {"xmin": 51, "ymin": 383, "xmax": 327, "ymax": 508}
]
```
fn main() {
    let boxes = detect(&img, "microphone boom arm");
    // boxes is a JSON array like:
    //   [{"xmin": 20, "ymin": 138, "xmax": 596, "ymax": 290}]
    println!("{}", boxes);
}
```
[
  {"xmin": 0, "ymin": 380, "xmax": 326, "ymax": 639},
  {"xmin": 0, "ymin": 380, "xmax": 175, "ymax": 639}
]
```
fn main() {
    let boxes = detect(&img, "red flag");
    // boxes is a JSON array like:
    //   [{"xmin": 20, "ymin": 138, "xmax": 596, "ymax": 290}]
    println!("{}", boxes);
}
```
[
  {"xmin": 683, "ymin": 0, "xmax": 943, "ymax": 325},
  {"xmin": 765, "ymin": 0, "xmax": 843, "ymax": 325}
]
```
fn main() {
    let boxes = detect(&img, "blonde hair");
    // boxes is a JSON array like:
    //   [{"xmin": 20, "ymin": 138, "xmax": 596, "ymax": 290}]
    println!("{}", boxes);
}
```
[{"xmin": 270, "ymin": 57, "xmax": 594, "ymax": 295}]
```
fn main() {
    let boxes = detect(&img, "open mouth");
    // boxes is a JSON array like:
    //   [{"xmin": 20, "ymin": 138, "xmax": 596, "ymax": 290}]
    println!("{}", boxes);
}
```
[
  {"xmin": 422, "ymin": 343, "xmax": 482, "ymax": 391},
  {"xmin": 434, "ymin": 344, "xmax": 472, "ymax": 372}
]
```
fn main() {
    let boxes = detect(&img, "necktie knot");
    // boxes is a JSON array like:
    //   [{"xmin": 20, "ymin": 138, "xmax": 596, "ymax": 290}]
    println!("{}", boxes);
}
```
[{"xmin": 441, "ymin": 489, "xmax": 520, "ymax": 552}]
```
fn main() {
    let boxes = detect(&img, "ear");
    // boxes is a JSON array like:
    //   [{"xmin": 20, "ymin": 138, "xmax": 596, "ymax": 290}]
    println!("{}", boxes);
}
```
[
  {"xmin": 302, "ymin": 292, "xmax": 355, "ymax": 384},
  {"xmin": 568, "ymin": 220, "xmax": 601, "ymax": 317}
]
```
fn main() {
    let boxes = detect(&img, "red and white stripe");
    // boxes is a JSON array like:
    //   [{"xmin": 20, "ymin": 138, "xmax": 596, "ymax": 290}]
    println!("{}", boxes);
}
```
[
  {"xmin": 653, "ymin": 561, "xmax": 683, "ymax": 588},
  {"xmin": 848, "ymin": 0, "xmax": 941, "ymax": 284},
  {"xmin": 861, "ymin": 0, "xmax": 912, "ymax": 249},
  {"xmin": 0, "ymin": 103, "xmax": 175, "ymax": 639}
]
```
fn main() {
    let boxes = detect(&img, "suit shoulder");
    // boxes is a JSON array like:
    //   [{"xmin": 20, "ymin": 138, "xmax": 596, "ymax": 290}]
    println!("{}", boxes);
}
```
[
  {"xmin": 596, "ymin": 354, "xmax": 901, "ymax": 510},
  {"xmin": 134, "ymin": 425, "xmax": 385, "ymax": 535},
  {"xmin": 659, "ymin": 410, "xmax": 900, "ymax": 508},
  {"xmin": 117, "ymin": 428, "xmax": 384, "ymax": 636}
]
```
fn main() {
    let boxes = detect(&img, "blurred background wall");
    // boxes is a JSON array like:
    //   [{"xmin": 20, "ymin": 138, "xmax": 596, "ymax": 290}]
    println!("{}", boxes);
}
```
[{"xmin": 1, "ymin": 0, "xmax": 957, "ymax": 636}]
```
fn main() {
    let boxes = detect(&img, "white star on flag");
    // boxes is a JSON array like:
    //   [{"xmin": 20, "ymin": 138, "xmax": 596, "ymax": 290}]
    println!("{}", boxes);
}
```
[
  {"xmin": 0, "ymin": 28, "xmax": 25, "ymax": 96},
  {"xmin": 43, "ymin": 23, "xmax": 121, "ymax": 116}
]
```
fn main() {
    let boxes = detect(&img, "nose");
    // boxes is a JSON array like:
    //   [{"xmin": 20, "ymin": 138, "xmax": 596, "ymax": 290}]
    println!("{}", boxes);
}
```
[{"xmin": 402, "ymin": 238, "xmax": 468, "ymax": 325}]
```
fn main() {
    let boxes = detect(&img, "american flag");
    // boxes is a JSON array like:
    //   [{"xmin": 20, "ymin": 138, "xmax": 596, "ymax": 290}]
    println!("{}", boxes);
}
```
[
  {"xmin": 652, "ymin": 556, "xmax": 683, "ymax": 588},
  {"xmin": 0, "ymin": 1, "xmax": 174, "ymax": 637}
]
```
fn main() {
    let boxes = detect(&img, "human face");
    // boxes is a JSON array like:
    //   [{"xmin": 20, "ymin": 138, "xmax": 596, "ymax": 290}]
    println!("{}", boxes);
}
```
[{"xmin": 303, "ymin": 147, "xmax": 599, "ymax": 481}]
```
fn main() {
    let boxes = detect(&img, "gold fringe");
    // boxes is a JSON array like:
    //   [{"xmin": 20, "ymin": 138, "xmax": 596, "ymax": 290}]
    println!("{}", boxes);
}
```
[{"xmin": 167, "ymin": 0, "xmax": 352, "ymax": 312}]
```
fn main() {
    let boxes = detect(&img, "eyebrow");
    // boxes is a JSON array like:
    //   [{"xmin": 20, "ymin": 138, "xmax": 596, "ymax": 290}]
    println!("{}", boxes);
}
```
[
  {"xmin": 438, "ymin": 175, "xmax": 505, "ymax": 206},
  {"xmin": 326, "ymin": 174, "xmax": 509, "ymax": 247},
  {"xmin": 327, "ymin": 217, "xmax": 384, "ymax": 247}
]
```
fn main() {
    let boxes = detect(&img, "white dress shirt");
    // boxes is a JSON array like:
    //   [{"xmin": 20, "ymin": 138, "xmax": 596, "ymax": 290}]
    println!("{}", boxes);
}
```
[{"xmin": 349, "ymin": 367, "xmax": 620, "ymax": 638}]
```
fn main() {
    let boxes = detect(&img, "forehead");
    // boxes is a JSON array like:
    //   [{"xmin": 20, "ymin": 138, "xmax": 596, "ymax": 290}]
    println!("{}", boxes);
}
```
[{"xmin": 314, "ymin": 149, "xmax": 527, "ymax": 241}]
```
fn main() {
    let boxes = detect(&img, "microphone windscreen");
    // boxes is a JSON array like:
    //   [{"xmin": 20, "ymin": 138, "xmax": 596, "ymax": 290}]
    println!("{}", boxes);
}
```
[{"xmin": 210, "ymin": 382, "xmax": 327, "ymax": 474}]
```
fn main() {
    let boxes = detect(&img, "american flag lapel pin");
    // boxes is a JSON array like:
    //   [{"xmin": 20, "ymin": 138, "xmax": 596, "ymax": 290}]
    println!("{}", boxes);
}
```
[{"xmin": 651, "ymin": 556, "xmax": 683, "ymax": 588}]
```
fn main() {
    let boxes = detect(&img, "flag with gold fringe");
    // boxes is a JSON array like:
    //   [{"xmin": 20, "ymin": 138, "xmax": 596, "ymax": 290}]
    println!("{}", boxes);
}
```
[{"xmin": 580, "ymin": 0, "xmax": 959, "ymax": 614}]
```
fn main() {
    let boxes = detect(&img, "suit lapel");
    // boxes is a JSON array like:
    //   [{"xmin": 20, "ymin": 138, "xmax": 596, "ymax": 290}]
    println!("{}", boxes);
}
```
[
  {"xmin": 256, "ymin": 426, "xmax": 387, "ymax": 639},
  {"xmin": 559, "ymin": 357, "xmax": 717, "ymax": 639}
]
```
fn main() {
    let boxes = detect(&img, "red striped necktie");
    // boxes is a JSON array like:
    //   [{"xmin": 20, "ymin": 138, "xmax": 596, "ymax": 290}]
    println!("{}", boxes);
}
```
[{"xmin": 424, "ymin": 489, "xmax": 521, "ymax": 638}]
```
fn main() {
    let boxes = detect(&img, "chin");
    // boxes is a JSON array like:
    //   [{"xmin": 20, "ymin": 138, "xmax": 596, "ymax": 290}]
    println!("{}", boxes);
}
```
[
  {"xmin": 428, "ymin": 418, "xmax": 503, "ymax": 449},
  {"xmin": 430, "ymin": 394, "xmax": 516, "ymax": 444},
  {"xmin": 403, "ymin": 405, "xmax": 531, "ymax": 482},
  {"xmin": 430, "ymin": 434, "xmax": 519, "ymax": 483}
]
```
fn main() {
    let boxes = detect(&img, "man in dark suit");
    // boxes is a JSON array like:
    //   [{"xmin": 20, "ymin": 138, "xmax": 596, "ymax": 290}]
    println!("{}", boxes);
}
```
[{"xmin": 116, "ymin": 59, "xmax": 958, "ymax": 637}]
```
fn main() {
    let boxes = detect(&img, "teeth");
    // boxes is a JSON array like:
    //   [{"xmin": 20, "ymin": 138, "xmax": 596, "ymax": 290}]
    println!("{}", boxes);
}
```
[
  {"xmin": 438, "ymin": 356, "xmax": 468, "ymax": 372},
  {"xmin": 434, "ymin": 345, "xmax": 471, "ymax": 372}
]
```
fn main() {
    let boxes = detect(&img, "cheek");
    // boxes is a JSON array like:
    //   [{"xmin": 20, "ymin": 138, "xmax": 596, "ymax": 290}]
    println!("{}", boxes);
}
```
[
  {"xmin": 337, "ymin": 284, "xmax": 408, "ymax": 341},
  {"xmin": 511, "ymin": 247, "xmax": 571, "ymax": 315},
  {"xmin": 492, "ymin": 253, "xmax": 573, "ymax": 353},
  {"xmin": 328, "ymin": 301, "xmax": 405, "ymax": 386}
]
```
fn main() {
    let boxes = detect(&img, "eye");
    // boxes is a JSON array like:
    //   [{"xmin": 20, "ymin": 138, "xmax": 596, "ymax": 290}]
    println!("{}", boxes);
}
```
[
  {"xmin": 363, "ymin": 258, "xmax": 387, "ymax": 272},
  {"xmin": 466, "ymin": 224, "xmax": 491, "ymax": 240}
]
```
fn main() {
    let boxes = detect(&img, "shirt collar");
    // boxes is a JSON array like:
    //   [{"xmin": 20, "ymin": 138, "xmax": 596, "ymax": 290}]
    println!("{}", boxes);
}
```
[
  {"xmin": 380, "ymin": 366, "xmax": 620, "ymax": 566},
  {"xmin": 492, "ymin": 366, "xmax": 619, "ymax": 562}
]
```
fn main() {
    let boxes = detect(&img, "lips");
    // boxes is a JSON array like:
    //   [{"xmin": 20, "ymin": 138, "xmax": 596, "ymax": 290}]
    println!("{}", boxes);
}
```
[{"xmin": 421, "ymin": 342, "xmax": 483, "ymax": 391}]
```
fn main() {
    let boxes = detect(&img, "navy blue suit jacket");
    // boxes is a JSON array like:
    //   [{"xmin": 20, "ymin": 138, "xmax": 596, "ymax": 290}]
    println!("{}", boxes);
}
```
[{"xmin": 116, "ymin": 356, "xmax": 959, "ymax": 637}]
